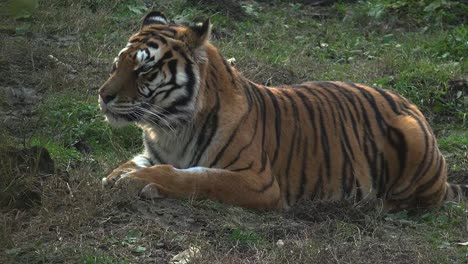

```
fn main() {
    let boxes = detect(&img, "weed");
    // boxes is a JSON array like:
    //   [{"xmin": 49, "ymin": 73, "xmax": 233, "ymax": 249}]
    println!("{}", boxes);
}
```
[
  {"xmin": 229, "ymin": 228, "xmax": 266, "ymax": 246},
  {"xmin": 360, "ymin": 0, "xmax": 468, "ymax": 30}
]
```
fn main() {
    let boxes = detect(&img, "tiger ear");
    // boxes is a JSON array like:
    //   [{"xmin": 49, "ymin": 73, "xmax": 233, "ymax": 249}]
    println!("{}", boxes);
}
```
[
  {"xmin": 185, "ymin": 18, "xmax": 211, "ymax": 48},
  {"xmin": 141, "ymin": 11, "xmax": 168, "ymax": 28}
]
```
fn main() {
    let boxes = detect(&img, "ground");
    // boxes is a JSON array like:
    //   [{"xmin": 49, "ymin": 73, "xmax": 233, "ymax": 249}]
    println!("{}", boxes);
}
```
[{"xmin": 1, "ymin": 0, "xmax": 467, "ymax": 263}]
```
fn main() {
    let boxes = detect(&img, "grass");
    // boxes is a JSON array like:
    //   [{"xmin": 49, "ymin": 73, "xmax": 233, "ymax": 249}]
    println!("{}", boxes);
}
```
[{"xmin": 1, "ymin": 0, "xmax": 467, "ymax": 263}]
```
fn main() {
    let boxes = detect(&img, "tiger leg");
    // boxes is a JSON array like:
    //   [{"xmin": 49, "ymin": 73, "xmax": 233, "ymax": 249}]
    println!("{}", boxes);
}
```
[
  {"xmin": 103, "ymin": 154, "xmax": 153, "ymax": 186},
  {"xmin": 384, "ymin": 114, "xmax": 448, "ymax": 210},
  {"xmin": 106, "ymin": 164, "xmax": 282, "ymax": 210}
]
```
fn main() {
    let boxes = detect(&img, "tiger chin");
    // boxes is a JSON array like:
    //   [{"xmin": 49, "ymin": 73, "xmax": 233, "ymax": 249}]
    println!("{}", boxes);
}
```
[{"xmin": 98, "ymin": 11, "xmax": 467, "ymax": 211}]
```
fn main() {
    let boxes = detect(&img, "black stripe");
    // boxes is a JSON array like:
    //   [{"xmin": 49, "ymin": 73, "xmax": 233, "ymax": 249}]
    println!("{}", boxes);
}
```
[
  {"xmin": 320, "ymin": 83, "xmax": 349, "ymax": 122},
  {"xmin": 294, "ymin": 90, "xmax": 319, "ymax": 155},
  {"xmin": 231, "ymin": 161, "xmax": 253, "ymax": 172},
  {"xmin": 416, "ymin": 156, "xmax": 444, "ymax": 195},
  {"xmin": 146, "ymin": 50, "xmax": 173, "ymax": 83},
  {"xmin": 189, "ymin": 92, "xmax": 220, "ymax": 166},
  {"xmin": 160, "ymin": 27, "xmax": 177, "ymax": 36},
  {"xmin": 348, "ymin": 83, "xmax": 388, "ymax": 135},
  {"xmin": 146, "ymin": 41, "xmax": 159, "ymax": 49},
  {"xmin": 323, "ymin": 82, "xmax": 362, "ymax": 146},
  {"xmin": 158, "ymin": 35, "xmax": 168, "ymax": 44},
  {"xmin": 388, "ymin": 126, "xmax": 407, "ymax": 181},
  {"xmin": 161, "ymin": 60, "xmax": 197, "ymax": 114},
  {"xmin": 297, "ymin": 86, "xmax": 331, "ymax": 181},
  {"xmin": 249, "ymin": 83, "xmax": 268, "ymax": 172},
  {"xmin": 281, "ymin": 90, "xmax": 301, "ymax": 206},
  {"xmin": 209, "ymin": 104, "xmax": 252, "ymax": 167},
  {"xmin": 363, "ymin": 134, "xmax": 379, "ymax": 196},
  {"xmin": 264, "ymin": 88, "xmax": 282, "ymax": 164},
  {"xmin": 370, "ymin": 85, "xmax": 401, "ymax": 114},
  {"xmin": 156, "ymin": 84, "xmax": 182, "ymax": 100},
  {"xmin": 341, "ymin": 143, "xmax": 352, "ymax": 199},
  {"xmin": 223, "ymin": 87, "xmax": 259, "ymax": 169},
  {"xmin": 388, "ymin": 114, "xmax": 430, "ymax": 196},
  {"xmin": 180, "ymin": 74, "xmax": 215, "ymax": 158},
  {"xmin": 312, "ymin": 85, "xmax": 339, "ymax": 132},
  {"xmin": 376, "ymin": 153, "xmax": 387, "ymax": 198},
  {"xmin": 310, "ymin": 164, "xmax": 323, "ymax": 200},
  {"xmin": 296, "ymin": 138, "xmax": 308, "ymax": 201},
  {"xmin": 409, "ymin": 119, "xmax": 433, "ymax": 183},
  {"xmin": 355, "ymin": 179, "xmax": 363, "ymax": 202}
]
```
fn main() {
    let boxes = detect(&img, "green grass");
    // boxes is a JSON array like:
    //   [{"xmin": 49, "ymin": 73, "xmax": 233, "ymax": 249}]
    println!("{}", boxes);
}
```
[
  {"xmin": 35, "ymin": 92, "xmax": 141, "ymax": 166},
  {"xmin": 229, "ymin": 228, "xmax": 267, "ymax": 246},
  {"xmin": 439, "ymin": 131, "xmax": 468, "ymax": 152}
]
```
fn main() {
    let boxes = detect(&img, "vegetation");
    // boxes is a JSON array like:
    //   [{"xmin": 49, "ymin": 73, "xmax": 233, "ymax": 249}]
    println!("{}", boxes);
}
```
[{"xmin": 1, "ymin": 0, "xmax": 467, "ymax": 263}]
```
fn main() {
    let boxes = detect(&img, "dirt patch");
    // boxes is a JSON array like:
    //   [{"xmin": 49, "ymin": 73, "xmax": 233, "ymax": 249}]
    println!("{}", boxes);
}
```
[
  {"xmin": 0, "ymin": 146, "xmax": 55, "ymax": 210},
  {"xmin": 286, "ymin": 200, "xmax": 374, "ymax": 223}
]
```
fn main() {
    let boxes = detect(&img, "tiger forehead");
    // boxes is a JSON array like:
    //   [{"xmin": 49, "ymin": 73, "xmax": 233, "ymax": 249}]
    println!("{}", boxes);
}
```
[{"xmin": 131, "ymin": 24, "xmax": 188, "ymax": 42}]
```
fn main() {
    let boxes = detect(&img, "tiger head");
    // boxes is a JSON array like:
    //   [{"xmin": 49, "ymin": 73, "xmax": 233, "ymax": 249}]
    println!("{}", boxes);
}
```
[{"xmin": 98, "ymin": 11, "xmax": 211, "ymax": 129}]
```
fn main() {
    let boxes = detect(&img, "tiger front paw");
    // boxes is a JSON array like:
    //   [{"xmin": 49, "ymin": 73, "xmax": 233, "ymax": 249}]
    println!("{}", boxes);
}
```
[
  {"xmin": 102, "ymin": 168, "xmax": 137, "ymax": 188},
  {"xmin": 103, "ymin": 170, "xmax": 165, "ymax": 199}
]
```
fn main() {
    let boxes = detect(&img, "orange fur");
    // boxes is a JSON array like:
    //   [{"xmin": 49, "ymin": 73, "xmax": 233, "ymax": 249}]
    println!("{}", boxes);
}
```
[{"xmin": 99, "ymin": 12, "xmax": 467, "ymax": 211}]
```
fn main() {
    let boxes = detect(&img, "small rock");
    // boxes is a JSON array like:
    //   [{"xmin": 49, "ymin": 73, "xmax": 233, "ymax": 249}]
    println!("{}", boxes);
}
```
[
  {"xmin": 276, "ymin": 239, "xmax": 285, "ymax": 247},
  {"xmin": 156, "ymin": 242, "xmax": 165, "ymax": 248}
]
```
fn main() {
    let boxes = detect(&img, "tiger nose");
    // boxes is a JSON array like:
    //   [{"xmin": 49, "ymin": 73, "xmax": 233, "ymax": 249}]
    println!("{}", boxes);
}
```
[{"xmin": 99, "ymin": 90, "xmax": 116, "ymax": 104}]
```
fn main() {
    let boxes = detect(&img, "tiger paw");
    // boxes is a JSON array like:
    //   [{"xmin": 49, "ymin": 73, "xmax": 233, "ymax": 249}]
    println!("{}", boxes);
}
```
[
  {"xmin": 109, "ymin": 173, "xmax": 148, "ymax": 197},
  {"xmin": 112, "ymin": 173, "xmax": 165, "ymax": 199},
  {"xmin": 140, "ymin": 183, "xmax": 164, "ymax": 199},
  {"xmin": 102, "ymin": 168, "xmax": 136, "ymax": 188}
]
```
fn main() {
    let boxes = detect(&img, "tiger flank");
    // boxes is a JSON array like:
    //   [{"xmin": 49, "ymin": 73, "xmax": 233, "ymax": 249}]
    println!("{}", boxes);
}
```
[{"xmin": 99, "ymin": 11, "xmax": 467, "ymax": 211}]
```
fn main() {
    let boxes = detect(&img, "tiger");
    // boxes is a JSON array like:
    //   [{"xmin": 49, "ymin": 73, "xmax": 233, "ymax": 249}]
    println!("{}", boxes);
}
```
[{"xmin": 99, "ymin": 11, "xmax": 467, "ymax": 211}]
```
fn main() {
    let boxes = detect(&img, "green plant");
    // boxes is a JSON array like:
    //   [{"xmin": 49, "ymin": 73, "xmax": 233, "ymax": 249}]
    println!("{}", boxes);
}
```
[
  {"xmin": 364, "ymin": 0, "xmax": 467, "ymax": 28},
  {"xmin": 229, "ymin": 228, "xmax": 266, "ymax": 246},
  {"xmin": 429, "ymin": 25, "xmax": 468, "ymax": 61}
]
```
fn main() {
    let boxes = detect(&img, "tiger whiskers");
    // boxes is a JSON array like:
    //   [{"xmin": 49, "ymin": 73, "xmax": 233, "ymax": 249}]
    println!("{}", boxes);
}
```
[
  {"xmin": 135, "ymin": 105, "xmax": 176, "ymax": 133},
  {"xmin": 134, "ymin": 109, "xmax": 172, "ymax": 134},
  {"xmin": 139, "ymin": 102, "xmax": 178, "ymax": 130}
]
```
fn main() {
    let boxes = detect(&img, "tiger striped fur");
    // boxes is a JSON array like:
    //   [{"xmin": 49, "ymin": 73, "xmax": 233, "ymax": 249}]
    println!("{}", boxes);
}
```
[{"xmin": 99, "ymin": 11, "xmax": 467, "ymax": 211}]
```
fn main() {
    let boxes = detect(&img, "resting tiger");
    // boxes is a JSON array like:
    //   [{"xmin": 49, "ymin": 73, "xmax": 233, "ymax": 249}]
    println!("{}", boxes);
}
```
[{"xmin": 99, "ymin": 11, "xmax": 467, "ymax": 211}]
